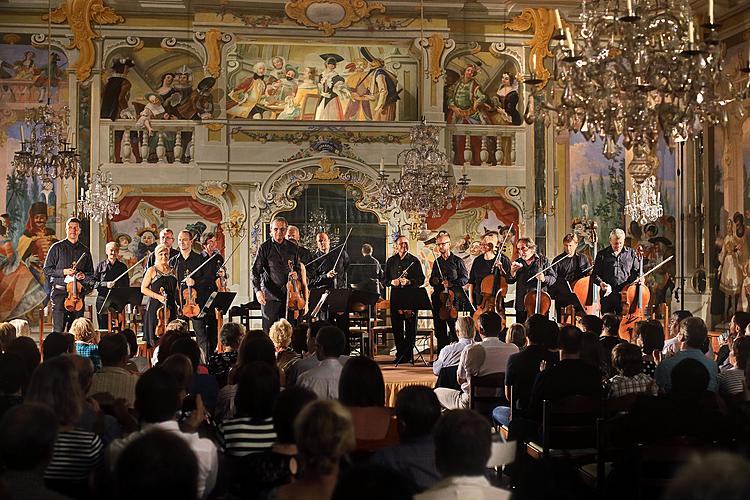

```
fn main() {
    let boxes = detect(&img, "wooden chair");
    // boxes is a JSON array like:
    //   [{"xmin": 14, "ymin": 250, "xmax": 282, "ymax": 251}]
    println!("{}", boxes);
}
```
[
  {"xmin": 526, "ymin": 395, "xmax": 601, "ymax": 462},
  {"xmin": 435, "ymin": 365, "xmax": 460, "ymax": 390},
  {"xmin": 470, "ymin": 372, "xmax": 508, "ymax": 421},
  {"xmin": 634, "ymin": 436, "xmax": 711, "ymax": 500}
]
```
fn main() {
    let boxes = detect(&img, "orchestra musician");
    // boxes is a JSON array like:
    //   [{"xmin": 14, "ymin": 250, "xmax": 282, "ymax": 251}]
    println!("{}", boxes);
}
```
[
  {"xmin": 591, "ymin": 228, "xmax": 640, "ymax": 315},
  {"xmin": 93, "ymin": 241, "xmax": 129, "ymax": 329},
  {"xmin": 467, "ymin": 231, "xmax": 511, "ymax": 309},
  {"xmin": 141, "ymin": 243, "xmax": 178, "ymax": 347},
  {"xmin": 429, "ymin": 232, "xmax": 469, "ymax": 353},
  {"xmin": 286, "ymin": 225, "xmax": 313, "ymax": 266},
  {"xmin": 251, "ymin": 217, "xmax": 308, "ymax": 331},
  {"xmin": 507, "ymin": 237, "xmax": 556, "ymax": 324},
  {"xmin": 42, "ymin": 217, "xmax": 94, "ymax": 333},
  {"xmin": 351, "ymin": 243, "xmax": 383, "ymax": 295},
  {"xmin": 173, "ymin": 229, "xmax": 215, "ymax": 356},
  {"xmin": 309, "ymin": 231, "xmax": 350, "ymax": 329},
  {"xmin": 201, "ymin": 232, "xmax": 225, "ymax": 290},
  {"xmin": 549, "ymin": 233, "xmax": 590, "ymax": 318},
  {"xmin": 385, "ymin": 236, "xmax": 425, "ymax": 364},
  {"xmin": 146, "ymin": 228, "xmax": 179, "ymax": 268}
]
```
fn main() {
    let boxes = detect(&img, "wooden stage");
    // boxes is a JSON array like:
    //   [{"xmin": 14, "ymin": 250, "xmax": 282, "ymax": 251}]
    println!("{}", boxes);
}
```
[{"xmin": 374, "ymin": 355, "xmax": 437, "ymax": 407}]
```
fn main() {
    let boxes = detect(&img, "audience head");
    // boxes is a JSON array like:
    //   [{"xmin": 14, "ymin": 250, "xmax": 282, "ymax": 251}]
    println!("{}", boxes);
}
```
[
  {"xmin": 42, "ymin": 331, "xmax": 75, "ymax": 359},
  {"xmin": 477, "ymin": 311, "xmax": 503, "ymax": 338},
  {"xmin": 731, "ymin": 336, "xmax": 750, "ymax": 371},
  {"xmin": 579, "ymin": 331, "xmax": 608, "ymax": 375},
  {"xmin": 456, "ymin": 316, "xmax": 475, "ymax": 340},
  {"xmin": 601, "ymin": 313, "xmax": 620, "ymax": 336},
  {"xmin": 25, "ymin": 356, "xmax": 83, "ymax": 426},
  {"xmin": 70, "ymin": 317, "xmax": 98, "ymax": 344},
  {"xmin": 680, "ymin": 317, "xmax": 708, "ymax": 350},
  {"xmin": 7, "ymin": 336, "xmax": 40, "ymax": 380},
  {"xmin": 115, "ymin": 429, "xmax": 198, "ymax": 500},
  {"xmin": 0, "ymin": 322, "xmax": 16, "ymax": 352},
  {"xmin": 273, "ymin": 386, "xmax": 317, "ymax": 445},
  {"xmin": 67, "ymin": 354, "xmax": 94, "ymax": 394},
  {"xmin": 731, "ymin": 312, "xmax": 750, "ymax": 337},
  {"xmin": 291, "ymin": 322, "xmax": 309, "ymax": 353},
  {"xmin": 671, "ymin": 358, "xmax": 709, "ymax": 400},
  {"xmin": 135, "ymin": 367, "xmax": 181, "ymax": 423},
  {"xmin": 295, "ymin": 400, "xmax": 355, "ymax": 476},
  {"xmin": 316, "ymin": 325, "xmax": 347, "ymax": 359},
  {"xmin": 269, "ymin": 318, "xmax": 293, "ymax": 350},
  {"xmin": 543, "ymin": 319, "xmax": 560, "ymax": 351},
  {"xmin": 99, "ymin": 333, "xmax": 130, "ymax": 367},
  {"xmin": 665, "ymin": 452, "xmax": 750, "ymax": 500},
  {"xmin": 120, "ymin": 329, "xmax": 138, "ymax": 358},
  {"xmin": 332, "ymin": 463, "xmax": 416, "ymax": 500},
  {"xmin": 395, "ymin": 385, "xmax": 441, "ymax": 440},
  {"xmin": 525, "ymin": 314, "xmax": 548, "ymax": 345},
  {"xmin": 170, "ymin": 337, "xmax": 201, "ymax": 373},
  {"xmin": 165, "ymin": 319, "xmax": 189, "ymax": 334},
  {"xmin": 635, "ymin": 320, "xmax": 665, "ymax": 356},
  {"xmin": 9, "ymin": 318, "xmax": 31, "ymax": 338},
  {"xmin": 434, "ymin": 409, "xmax": 491, "ymax": 477},
  {"xmin": 612, "ymin": 342, "xmax": 644, "ymax": 377},
  {"xmin": 160, "ymin": 354, "xmax": 193, "ymax": 395},
  {"xmin": 156, "ymin": 329, "xmax": 190, "ymax": 365},
  {"xmin": 0, "ymin": 403, "xmax": 58, "ymax": 471},
  {"xmin": 558, "ymin": 325, "xmax": 584, "ymax": 356},
  {"xmin": 669, "ymin": 310, "xmax": 693, "ymax": 338},
  {"xmin": 235, "ymin": 361, "xmax": 280, "ymax": 419},
  {"xmin": 339, "ymin": 356, "xmax": 385, "ymax": 407},
  {"xmin": 231, "ymin": 332, "xmax": 277, "ymax": 385},
  {"xmin": 506, "ymin": 323, "xmax": 526, "ymax": 349},
  {"xmin": 219, "ymin": 322, "xmax": 245, "ymax": 351},
  {"xmin": 0, "ymin": 352, "xmax": 27, "ymax": 396},
  {"xmin": 307, "ymin": 321, "xmax": 332, "ymax": 354},
  {"xmin": 580, "ymin": 314, "xmax": 604, "ymax": 336}
]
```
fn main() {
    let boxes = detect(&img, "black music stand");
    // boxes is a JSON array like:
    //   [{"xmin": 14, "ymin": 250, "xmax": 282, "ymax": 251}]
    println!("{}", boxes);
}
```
[
  {"xmin": 326, "ymin": 288, "xmax": 380, "ymax": 357},
  {"xmin": 307, "ymin": 288, "xmax": 328, "ymax": 321},
  {"xmin": 390, "ymin": 287, "xmax": 433, "ymax": 366},
  {"xmin": 201, "ymin": 291, "xmax": 237, "ymax": 318},
  {"xmin": 98, "ymin": 287, "xmax": 144, "ymax": 332}
]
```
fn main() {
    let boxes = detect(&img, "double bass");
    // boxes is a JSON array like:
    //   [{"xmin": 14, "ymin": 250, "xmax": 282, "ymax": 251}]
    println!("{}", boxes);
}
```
[{"xmin": 472, "ymin": 224, "xmax": 513, "ymax": 326}]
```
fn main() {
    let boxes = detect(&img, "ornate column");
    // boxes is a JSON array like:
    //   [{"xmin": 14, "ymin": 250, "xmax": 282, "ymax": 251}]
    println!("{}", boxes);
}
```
[
  {"xmin": 414, "ymin": 34, "xmax": 454, "ymax": 123},
  {"xmin": 384, "ymin": 50, "xmax": 418, "ymax": 122}
]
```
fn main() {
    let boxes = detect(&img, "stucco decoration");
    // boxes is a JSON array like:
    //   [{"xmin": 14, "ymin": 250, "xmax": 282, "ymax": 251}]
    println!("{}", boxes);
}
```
[{"xmin": 284, "ymin": 0, "xmax": 385, "ymax": 36}]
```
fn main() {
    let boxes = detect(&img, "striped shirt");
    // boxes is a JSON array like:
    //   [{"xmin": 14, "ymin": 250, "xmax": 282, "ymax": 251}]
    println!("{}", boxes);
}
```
[
  {"xmin": 718, "ymin": 368, "xmax": 745, "ymax": 395},
  {"xmin": 45, "ymin": 429, "xmax": 104, "ymax": 481},
  {"xmin": 218, "ymin": 416, "xmax": 276, "ymax": 457}
]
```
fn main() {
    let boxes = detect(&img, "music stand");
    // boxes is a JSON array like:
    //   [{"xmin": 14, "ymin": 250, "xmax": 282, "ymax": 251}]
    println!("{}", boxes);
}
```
[
  {"xmin": 98, "ymin": 287, "xmax": 144, "ymax": 333},
  {"xmin": 307, "ymin": 288, "xmax": 328, "ymax": 321},
  {"xmin": 201, "ymin": 291, "xmax": 237, "ymax": 318},
  {"xmin": 390, "ymin": 287, "xmax": 433, "ymax": 366}
]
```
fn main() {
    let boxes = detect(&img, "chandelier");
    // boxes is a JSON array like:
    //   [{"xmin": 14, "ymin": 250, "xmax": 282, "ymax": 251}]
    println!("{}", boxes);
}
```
[
  {"xmin": 78, "ymin": 165, "xmax": 120, "ymax": 224},
  {"xmin": 625, "ymin": 175, "xmax": 663, "ymax": 225},
  {"xmin": 377, "ymin": 119, "xmax": 469, "ymax": 223}
]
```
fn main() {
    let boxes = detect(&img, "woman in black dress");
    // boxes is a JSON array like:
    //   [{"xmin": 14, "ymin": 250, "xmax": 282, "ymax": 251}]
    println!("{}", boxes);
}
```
[{"xmin": 141, "ymin": 243, "xmax": 177, "ymax": 347}]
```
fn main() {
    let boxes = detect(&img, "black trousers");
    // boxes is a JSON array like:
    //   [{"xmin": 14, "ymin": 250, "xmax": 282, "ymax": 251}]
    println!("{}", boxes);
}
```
[
  {"xmin": 390, "ymin": 305, "xmax": 417, "ymax": 362},
  {"xmin": 51, "ymin": 289, "xmax": 84, "ymax": 333},
  {"xmin": 261, "ymin": 300, "xmax": 301, "ymax": 333},
  {"xmin": 600, "ymin": 290, "xmax": 622, "ymax": 315}
]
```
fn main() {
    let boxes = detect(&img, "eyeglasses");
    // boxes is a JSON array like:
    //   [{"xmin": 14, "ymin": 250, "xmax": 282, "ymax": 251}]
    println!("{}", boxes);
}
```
[{"xmin": 518, "ymin": 246, "xmax": 529, "ymax": 251}]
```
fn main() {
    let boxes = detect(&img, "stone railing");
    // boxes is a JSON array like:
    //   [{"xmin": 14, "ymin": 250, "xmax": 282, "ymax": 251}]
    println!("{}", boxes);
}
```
[
  {"xmin": 101, "ymin": 120, "xmax": 198, "ymax": 164},
  {"xmin": 446, "ymin": 124, "xmax": 526, "ymax": 167}
]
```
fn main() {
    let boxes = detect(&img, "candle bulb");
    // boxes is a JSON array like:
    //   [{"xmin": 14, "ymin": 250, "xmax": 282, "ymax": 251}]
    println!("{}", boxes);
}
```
[
  {"xmin": 379, "ymin": 157, "xmax": 384, "ymax": 175},
  {"xmin": 531, "ymin": 53, "xmax": 537, "ymax": 73},
  {"xmin": 565, "ymin": 27, "xmax": 575, "ymax": 55},
  {"xmin": 627, "ymin": 0, "xmax": 633, "ymax": 16},
  {"xmin": 554, "ymin": 9, "xmax": 563, "ymax": 30},
  {"xmin": 709, "ymin": 0, "xmax": 714, "ymax": 24},
  {"xmin": 688, "ymin": 20, "xmax": 695, "ymax": 43},
  {"xmin": 80, "ymin": 188, "xmax": 84, "ymax": 200}
]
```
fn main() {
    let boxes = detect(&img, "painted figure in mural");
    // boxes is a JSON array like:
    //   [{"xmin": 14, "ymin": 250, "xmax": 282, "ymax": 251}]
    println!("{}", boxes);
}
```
[
  {"xmin": 491, "ymin": 72, "xmax": 522, "ymax": 126},
  {"xmin": 16, "ymin": 201, "xmax": 57, "ymax": 290},
  {"xmin": 115, "ymin": 233, "xmax": 137, "ymax": 269},
  {"xmin": 277, "ymin": 66, "xmax": 319, "ymax": 120},
  {"xmin": 33, "ymin": 52, "xmax": 63, "ymax": 103},
  {"xmin": 446, "ymin": 63, "xmax": 487, "ymax": 124},
  {"xmin": 360, "ymin": 48, "xmax": 400, "ymax": 122},
  {"xmin": 136, "ymin": 92, "xmax": 169, "ymax": 134},
  {"xmin": 315, "ymin": 54, "xmax": 348, "ymax": 121},
  {"xmin": 136, "ymin": 226, "xmax": 158, "ymax": 263},
  {"xmin": 227, "ymin": 62, "xmax": 268, "ymax": 119},
  {"xmin": 278, "ymin": 66, "xmax": 299, "ymax": 101},
  {"xmin": 269, "ymin": 55, "xmax": 286, "ymax": 81},
  {"xmin": 0, "ymin": 213, "xmax": 47, "ymax": 321},
  {"xmin": 13, "ymin": 51, "xmax": 36, "ymax": 79},
  {"xmin": 101, "ymin": 57, "xmax": 135, "ymax": 120},
  {"xmin": 343, "ymin": 58, "xmax": 372, "ymax": 121},
  {"xmin": 719, "ymin": 213, "xmax": 749, "ymax": 318},
  {"xmin": 176, "ymin": 76, "xmax": 216, "ymax": 120},
  {"xmin": 166, "ymin": 65, "xmax": 195, "ymax": 119},
  {"xmin": 157, "ymin": 72, "xmax": 176, "ymax": 102}
]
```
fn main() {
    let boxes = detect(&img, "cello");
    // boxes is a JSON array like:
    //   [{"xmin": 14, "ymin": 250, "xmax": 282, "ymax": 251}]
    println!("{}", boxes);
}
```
[
  {"xmin": 571, "ymin": 225, "xmax": 601, "ymax": 316},
  {"xmin": 64, "ymin": 254, "xmax": 87, "ymax": 313},
  {"xmin": 433, "ymin": 252, "xmax": 458, "ymax": 321},
  {"xmin": 618, "ymin": 253, "xmax": 674, "ymax": 341},
  {"xmin": 473, "ymin": 224, "xmax": 513, "ymax": 326},
  {"xmin": 522, "ymin": 254, "xmax": 563, "ymax": 317}
]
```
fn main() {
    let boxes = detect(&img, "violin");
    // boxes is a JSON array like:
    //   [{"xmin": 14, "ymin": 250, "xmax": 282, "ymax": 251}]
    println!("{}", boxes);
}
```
[
  {"xmin": 473, "ymin": 241, "xmax": 509, "ymax": 327},
  {"xmin": 619, "ymin": 246, "xmax": 650, "ymax": 341},
  {"xmin": 181, "ymin": 269, "xmax": 201, "ymax": 318},
  {"xmin": 523, "ymin": 260, "xmax": 552, "ymax": 317},
  {"xmin": 155, "ymin": 287, "xmax": 170, "ymax": 337},
  {"xmin": 396, "ymin": 262, "xmax": 416, "ymax": 318},
  {"xmin": 434, "ymin": 256, "xmax": 458, "ymax": 321},
  {"xmin": 286, "ymin": 260, "xmax": 306, "ymax": 320},
  {"xmin": 64, "ymin": 254, "xmax": 86, "ymax": 312},
  {"xmin": 216, "ymin": 265, "xmax": 228, "ymax": 292}
]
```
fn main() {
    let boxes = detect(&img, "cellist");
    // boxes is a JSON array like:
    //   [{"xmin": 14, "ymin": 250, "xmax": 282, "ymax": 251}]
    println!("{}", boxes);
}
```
[
  {"xmin": 549, "ymin": 233, "xmax": 590, "ymax": 319},
  {"xmin": 507, "ymin": 237, "xmax": 556, "ymax": 324},
  {"xmin": 591, "ymin": 228, "xmax": 640, "ymax": 315},
  {"xmin": 467, "ymin": 231, "xmax": 511, "ymax": 309}
]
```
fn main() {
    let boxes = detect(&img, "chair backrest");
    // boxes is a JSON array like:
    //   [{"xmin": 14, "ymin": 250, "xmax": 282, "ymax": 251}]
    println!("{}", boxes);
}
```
[
  {"xmin": 604, "ymin": 393, "xmax": 639, "ymax": 418},
  {"xmin": 435, "ymin": 365, "xmax": 461, "ymax": 391},
  {"xmin": 635, "ymin": 436, "xmax": 712, "ymax": 500},
  {"xmin": 470, "ymin": 372, "xmax": 508, "ymax": 421},
  {"xmin": 541, "ymin": 395, "xmax": 601, "ymax": 455}
]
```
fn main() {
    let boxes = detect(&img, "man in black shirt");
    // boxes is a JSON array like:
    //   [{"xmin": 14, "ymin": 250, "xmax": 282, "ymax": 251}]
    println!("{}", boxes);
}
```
[
  {"xmin": 286, "ymin": 225, "xmax": 313, "ymax": 266},
  {"xmin": 351, "ymin": 243, "xmax": 383, "ymax": 295},
  {"xmin": 43, "ymin": 217, "xmax": 94, "ymax": 332},
  {"xmin": 385, "ymin": 236, "xmax": 425, "ymax": 364},
  {"xmin": 309, "ymin": 231, "xmax": 349, "ymax": 330},
  {"xmin": 591, "ymin": 228, "xmax": 640, "ymax": 314},
  {"xmin": 146, "ymin": 228, "xmax": 179, "ymax": 268},
  {"xmin": 251, "ymin": 217, "xmax": 307, "ymax": 332},
  {"xmin": 507, "ymin": 237, "xmax": 556, "ymax": 324},
  {"xmin": 467, "ymin": 231, "xmax": 511, "ymax": 309},
  {"xmin": 550, "ymin": 233, "xmax": 590, "ymax": 319},
  {"xmin": 93, "ymin": 241, "xmax": 129, "ymax": 330},
  {"xmin": 429, "ymin": 232, "xmax": 469, "ymax": 353}
]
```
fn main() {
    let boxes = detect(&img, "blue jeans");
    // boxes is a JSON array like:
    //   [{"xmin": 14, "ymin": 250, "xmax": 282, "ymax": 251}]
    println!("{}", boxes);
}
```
[{"xmin": 492, "ymin": 405, "xmax": 511, "ymax": 426}]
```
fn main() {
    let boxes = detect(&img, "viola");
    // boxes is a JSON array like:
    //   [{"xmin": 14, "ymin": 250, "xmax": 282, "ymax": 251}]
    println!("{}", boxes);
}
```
[
  {"xmin": 286, "ymin": 260, "xmax": 306, "ymax": 320},
  {"xmin": 181, "ymin": 269, "xmax": 201, "ymax": 318},
  {"xmin": 396, "ymin": 262, "xmax": 416, "ymax": 318},
  {"xmin": 64, "ymin": 254, "xmax": 86, "ymax": 313},
  {"xmin": 619, "ymin": 246, "xmax": 650, "ymax": 341},
  {"xmin": 433, "ymin": 254, "xmax": 458, "ymax": 321},
  {"xmin": 155, "ymin": 287, "xmax": 170, "ymax": 337}
]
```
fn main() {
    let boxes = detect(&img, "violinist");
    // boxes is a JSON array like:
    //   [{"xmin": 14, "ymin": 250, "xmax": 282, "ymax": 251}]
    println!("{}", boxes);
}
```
[
  {"xmin": 467, "ymin": 231, "xmax": 511, "ymax": 309},
  {"xmin": 146, "ymin": 228, "xmax": 179, "ymax": 267},
  {"xmin": 43, "ymin": 217, "xmax": 94, "ymax": 333},
  {"xmin": 174, "ymin": 229, "xmax": 214, "ymax": 355},
  {"xmin": 309, "ymin": 231, "xmax": 349, "ymax": 329},
  {"xmin": 429, "ymin": 232, "xmax": 469, "ymax": 353},
  {"xmin": 286, "ymin": 225, "xmax": 313, "ymax": 266},
  {"xmin": 507, "ymin": 237, "xmax": 556, "ymax": 324},
  {"xmin": 251, "ymin": 217, "xmax": 308, "ymax": 331},
  {"xmin": 141, "ymin": 243, "xmax": 177, "ymax": 347},
  {"xmin": 591, "ymin": 228, "xmax": 640, "ymax": 314},
  {"xmin": 385, "ymin": 236, "xmax": 425, "ymax": 364},
  {"xmin": 93, "ymin": 241, "xmax": 129, "ymax": 329},
  {"xmin": 200, "ymin": 232, "xmax": 225, "ymax": 348},
  {"xmin": 549, "ymin": 233, "xmax": 590, "ymax": 319}
]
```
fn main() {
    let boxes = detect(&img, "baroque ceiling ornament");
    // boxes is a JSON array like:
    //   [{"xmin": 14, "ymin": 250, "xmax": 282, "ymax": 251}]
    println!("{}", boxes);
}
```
[
  {"xmin": 284, "ymin": 0, "xmax": 385, "ymax": 36},
  {"xmin": 505, "ymin": 7, "xmax": 557, "ymax": 88}
]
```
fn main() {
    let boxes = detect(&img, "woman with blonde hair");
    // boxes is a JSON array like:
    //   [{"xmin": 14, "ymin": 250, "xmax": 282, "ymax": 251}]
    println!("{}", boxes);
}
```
[
  {"xmin": 70, "ymin": 317, "xmax": 101, "ymax": 371},
  {"xmin": 269, "ymin": 318, "xmax": 300, "ymax": 375}
]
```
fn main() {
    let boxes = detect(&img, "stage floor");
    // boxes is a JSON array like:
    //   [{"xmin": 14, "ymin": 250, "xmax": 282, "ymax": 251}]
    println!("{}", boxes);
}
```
[{"xmin": 375, "ymin": 355, "xmax": 436, "ymax": 407}]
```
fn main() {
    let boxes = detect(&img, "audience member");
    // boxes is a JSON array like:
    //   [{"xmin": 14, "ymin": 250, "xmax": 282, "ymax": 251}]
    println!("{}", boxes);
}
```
[
  {"xmin": 432, "ymin": 316, "xmax": 474, "ymax": 376},
  {"xmin": 435, "ymin": 312, "xmax": 518, "ymax": 410},
  {"xmin": 274, "ymin": 400, "xmax": 355, "ymax": 500},
  {"xmin": 9, "ymin": 318, "xmax": 31, "ymax": 338},
  {"xmin": 270, "ymin": 318, "xmax": 300, "ymax": 376},
  {"xmin": 0, "ymin": 403, "xmax": 67, "ymax": 499},
  {"xmin": 298, "ymin": 326, "xmax": 348, "ymax": 399},
  {"xmin": 70, "ymin": 318, "xmax": 101, "ymax": 371},
  {"xmin": 333, "ymin": 463, "xmax": 417, "ymax": 500},
  {"xmin": 505, "ymin": 322, "xmax": 526, "ymax": 350},
  {"xmin": 161, "ymin": 353, "xmax": 194, "ymax": 396},
  {"xmin": 153, "ymin": 319, "xmax": 190, "ymax": 366},
  {"xmin": 43, "ymin": 331, "xmax": 75, "ymax": 359},
  {"xmin": 291, "ymin": 321, "xmax": 310, "ymax": 354},
  {"xmin": 655, "ymin": 317, "xmax": 718, "ymax": 393},
  {"xmin": 67, "ymin": 354, "xmax": 123, "ymax": 445},
  {"xmin": 662, "ymin": 310, "xmax": 693, "ymax": 356},
  {"xmin": 664, "ymin": 452, "xmax": 750, "ymax": 500},
  {"xmin": 107, "ymin": 367, "xmax": 218, "ymax": 498},
  {"xmin": 25, "ymin": 356, "xmax": 104, "ymax": 499},
  {"xmin": 0, "ymin": 353, "xmax": 26, "ymax": 419},
  {"xmin": 580, "ymin": 314, "xmax": 603, "ymax": 336},
  {"xmin": 7, "ymin": 336, "xmax": 40, "ymax": 382},
  {"xmin": 717, "ymin": 311, "xmax": 750, "ymax": 369},
  {"xmin": 339, "ymin": 356, "xmax": 397, "ymax": 451},
  {"xmin": 633, "ymin": 320, "xmax": 664, "ymax": 377},
  {"xmin": 285, "ymin": 321, "xmax": 349, "ymax": 386},
  {"xmin": 718, "ymin": 335, "xmax": 750, "ymax": 396},
  {"xmin": 0, "ymin": 321, "xmax": 16, "ymax": 352},
  {"xmin": 218, "ymin": 361, "xmax": 280, "ymax": 457},
  {"xmin": 119, "ymin": 328, "xmax": 148, "ymax": 374},
  {"xmin": 599, "ymin": 313, "xmax": 625, "ymax": 371},
  {"xmin": 88, "ymin": 334, "xmax": 138, "ymax": 407},
  {"xmin": 171, "ymin": 337, "xmax": 219, "ymax": 412},
  {"xmin": 580, "ymin": 330, "xmax": 610, "ymax": 379},
  {"xmin": 371, "ymin": 385, "xmax": 442, "ymax": 492},
  {"xmin": 416, "ymin": 409, "xmax": 511, "ymax": 499},
  {"xmin": 207, "ymin": 322, "xmax": 244, "ymax": 387},
  {"xmin": 607, "ymin": 342, "xmax": 657, "ymax": 398}
]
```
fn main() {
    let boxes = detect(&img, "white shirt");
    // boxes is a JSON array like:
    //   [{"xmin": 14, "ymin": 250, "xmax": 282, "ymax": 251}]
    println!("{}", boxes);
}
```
[
  {"xmin": 433, "ymin": 338, "xmax": 473, "ymax": 376},
  {"xmin": 415, "ymin": 475, "xmax": 512, "ymax": 500},
  {"xmin": 107, "ymin": 420, "xmax": 218, "ymax": 498},
  {"xmin": 298, "ymin": 358, "xmax": 344, "ymax": 399},
  {"xmin": 458, "ymin": 337, "xmax": 518, "ymax": 393}
]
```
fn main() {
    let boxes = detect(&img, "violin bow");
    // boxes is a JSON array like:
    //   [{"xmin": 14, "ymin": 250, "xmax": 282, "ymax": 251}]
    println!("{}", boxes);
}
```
[
  {"xmin": 110, "ymin": 251, "xmax": 151, "ymax": 284},
  {"xmin": 215, "ymin": 233, "xmax": 247, "ymax": 275},
  {"xmin": 331, "ymin": 227, "xmax": 354, "ymax": 272},
  {"xmin": 492, "ymin": 222, "xmax": 513, "ymax": 270},
  {"xmin": 526, "ymin": 254, "xmax": 571, "ymax": 283}
]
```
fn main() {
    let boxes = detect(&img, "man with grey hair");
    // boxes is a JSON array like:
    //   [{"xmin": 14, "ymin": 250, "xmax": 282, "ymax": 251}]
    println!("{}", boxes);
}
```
[
  {"xmin": 93, "ymin": 241, "xmax": 129, "ymax": 330},
  {"xmin": 591, "ymin": 228, "xmax": 640, "ymax": 314},
  {"xmin": 285, "ymin": 224, "xmax": 313, "ymax": 265},
  {"xmin": 432, "ymin": 315, "xmax": 475, "ymax": 376}
]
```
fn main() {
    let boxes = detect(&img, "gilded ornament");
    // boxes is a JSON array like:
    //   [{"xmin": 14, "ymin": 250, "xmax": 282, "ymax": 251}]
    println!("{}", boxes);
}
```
[
  {"xmin": 197, "ymin": 29, "xmax": 231, "ymax": 78},
  {"xmin": 505, "ymin": 8, "xmax": 556, "ymax": 88},
  {"xmin": 284, "ymin": 0, "xmax": 385, "ymax": 36},
  {"xmin": 315, "ymin": 158, "xmax": 340, "ymax": 179}
]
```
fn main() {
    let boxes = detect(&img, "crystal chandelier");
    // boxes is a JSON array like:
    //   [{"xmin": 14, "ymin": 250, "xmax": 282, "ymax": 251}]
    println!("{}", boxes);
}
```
[
  {"xmin": 625, "ymin": 175, "xmax": 663, "ymax": 225},
  {"xmin": 377, "ymin": 119, "xmax": 469, "ymax": 223},
  {"xmin": 78, "ymin": 165, "xmax": 120, "ymax": 224}
]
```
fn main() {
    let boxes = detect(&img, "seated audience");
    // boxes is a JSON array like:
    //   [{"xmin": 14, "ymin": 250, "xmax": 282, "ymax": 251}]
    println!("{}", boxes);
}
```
[
  {"xmin": 0, "ymin": 321, "xmax": 16, "ymax": 352},
  {"xmin": 207, "ymin": 322, "xmax": 244, "ymax": 387},
  {"xmin": 607, "ymin": 342, "xmax": 657, "ymax": 398},
  {"xmin": 333, "ymin": 463, "xmax": 417, "ymax": 500},
  {"xmin": 664, "ymin": 452, "xmax": 750, "ymax": 500},
  {"xmin": 7, "ymin": 336, "xmax": 41, "ymax": 384},
  {"xmin": 89, "ymin": 334, "xmax": 138, "ymax": 407},
  {"xmin": 171, "ymin": 337, "xmax": 219, "ymax": 412},
  {"xmin": 153, "ymin": 319, "xmax": 190, "ymax": 366},
  {"xmin": 655, "ymin": 317, "xmax": 718, "ymax": 393},
  {"xmin": 580, "ymin": 314, "xmax": 603, "ymax": 336},
  {"xmin": 68, "ymin": 354, "xmax": 123, "ymax": 445},
  {"xmin": 580, "ymin": 330, "xmax": 610, "ymax": 379},
  {"xmin": 717, "ymin": 311, "xmax": 750, "ymax": 369},
  {"xmin": 9, "ymin": 318, "xmax": 31, "ymax": 338},
  {"xmin": 432, "ymin": 316, "xmax": 474, "ymax": 376},
  {"xmin": 285, "ymin": 321, "xmax": 349, "ymax": 386},
  {"xmin": 291, "ymin": 321, "xmax": 310, "ymax": 354},
  {"xmin": 434, "ymin": 312, "xmax": 518, "ymax": 410},
  {"xmin": 415, "ymin": 409, "xmax": 511, "ymax": 499},
  {"xmin": 599, "ymin": 313, "xmax": 625, "ymax": 372},
  {"xmin": 505, "ymin": 322, "xmax": 527, "ymax": 351},
  {"xmin": 371, "ymin": 385, "xmax": 442, "ymax": 492},
  {"xmin": 25, "ymin": 356, "xmax": 104, "ymax": 499},
  {"xmin": 718, "ymin": 335, "xmax": 750, "ymax": 396},
  {"xmin": 70, "ymin": 318, "xmax": 101, "ymax": 371},
  {"xmin": 218, "ymin": 361, "xmax": 280, "ymax": 457},
  {"xmin": 298, "ymin": 326, "xmax": 348, "ymax": 399},
  {"xmin": 43, "ymin": 331, "xmax": 75, "ymax": 359},
  {"xmin": 0, "ymin": 353, "xmax": 26, "ymax": 419},
  {"xmin": 114, "ymin": 429, "xmax": 199, "ymax": 500},
  {"xmin": 662, "ymin": 310, "xmax": 693, "ymax": 356},
  {"xmin": 270, "ymin": 318, "xmax": 300, "ymax": 377},
  {"xmin": 339, "ymin": 356, "xmax": 397, "ymax": 451},
  {"xmin": 632, "ymin": 320, "xmax": 664, "ymax": 377},
  {"xmin": 120, "ymin": 328, "xmax": 148, "ymax": 374},
  {"xmin": 107, "ymin": 367, "xmax": 218, "ymax": 498},
  {"xmin": 273, "ymin": 400, "xmax": 355, "ymax": 500},
  {"xmin": 0, "ymin": 403, "xmax": 65, "ymax": 499}
]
